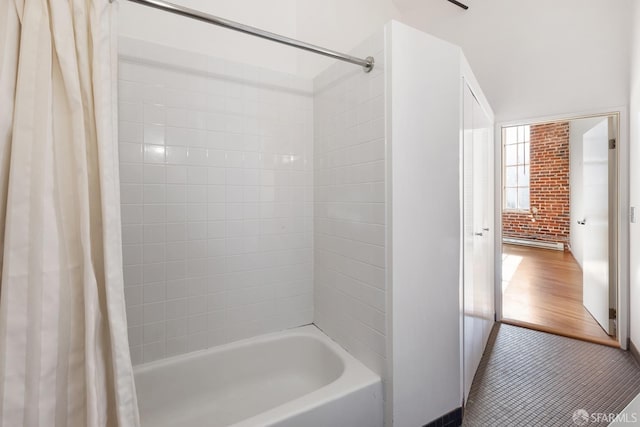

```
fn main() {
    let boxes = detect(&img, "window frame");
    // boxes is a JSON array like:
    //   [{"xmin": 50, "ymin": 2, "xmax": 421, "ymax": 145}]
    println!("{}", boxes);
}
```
[{"xmin": 502, "ymin": 125, "xmax": 531, "ymax": 212}]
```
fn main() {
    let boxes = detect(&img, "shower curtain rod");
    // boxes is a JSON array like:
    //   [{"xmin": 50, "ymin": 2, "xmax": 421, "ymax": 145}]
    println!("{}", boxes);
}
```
[{"xmin": 119, "ymin": 0, "xmax": 375, "ymax": 73}]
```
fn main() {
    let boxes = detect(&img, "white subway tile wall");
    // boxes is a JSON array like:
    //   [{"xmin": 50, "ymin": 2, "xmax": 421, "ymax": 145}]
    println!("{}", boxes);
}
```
[
  {"xmin": 313, "ymin": 32, "xmax": 387, "ymax": 378},
  {"xmin": 118, "ymin": 39, "xmax": 314, "ymax": 364}
]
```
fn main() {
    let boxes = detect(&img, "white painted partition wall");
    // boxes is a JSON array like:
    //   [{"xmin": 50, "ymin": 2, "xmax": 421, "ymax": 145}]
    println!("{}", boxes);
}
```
[
  {"xmin": 387, "ymin": 22, "xmax": 461, "ymax": 425},
  {"xmin": 387, "ymin": 21, "xmax": 495, "ymax": 426}
]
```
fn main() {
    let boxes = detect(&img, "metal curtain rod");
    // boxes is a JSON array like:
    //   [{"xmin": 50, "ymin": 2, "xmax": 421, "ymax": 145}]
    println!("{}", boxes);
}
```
[{"xmin": 122, "ymin": 0, "xmax": 375, "ymax": 73}]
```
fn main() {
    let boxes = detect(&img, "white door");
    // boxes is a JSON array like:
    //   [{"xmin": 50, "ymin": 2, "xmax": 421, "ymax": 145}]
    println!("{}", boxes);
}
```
[
  {"xmin": 581, "ymin": 119, "xmax": 612, "ymax": 334},
  {"xmin": 462, "ymin": 82, "xmax": 476, "ymax": 401},
  {"xmin": 462, "ymin": 81, "xmax": 494, "ymax": 401},
  {"xmin": 473, "ymin": 89, "xmax": 495, "ymax": 347}
]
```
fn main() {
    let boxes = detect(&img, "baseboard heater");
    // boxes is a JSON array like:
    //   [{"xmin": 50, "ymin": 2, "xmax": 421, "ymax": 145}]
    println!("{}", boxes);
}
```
[{"xmin": 503, "ymin": 238, "xmax": 564, "ymax": 251}]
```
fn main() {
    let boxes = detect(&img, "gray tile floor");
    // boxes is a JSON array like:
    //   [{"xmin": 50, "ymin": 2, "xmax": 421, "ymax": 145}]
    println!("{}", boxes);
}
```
[{"xmin": 462, "ymin": 324, "xmax": 640, "ymax": 427}]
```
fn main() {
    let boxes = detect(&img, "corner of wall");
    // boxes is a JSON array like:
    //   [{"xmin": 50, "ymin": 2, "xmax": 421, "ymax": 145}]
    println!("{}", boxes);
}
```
[{"xmin": 311, "ymin": 26, "xmax": 389, "ymax": 424}]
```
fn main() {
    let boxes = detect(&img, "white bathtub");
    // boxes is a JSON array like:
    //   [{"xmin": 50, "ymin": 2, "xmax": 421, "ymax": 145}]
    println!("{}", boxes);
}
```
[{"xmin": 134, "ymin": 325, "xmax": 383, "ymax": 427}]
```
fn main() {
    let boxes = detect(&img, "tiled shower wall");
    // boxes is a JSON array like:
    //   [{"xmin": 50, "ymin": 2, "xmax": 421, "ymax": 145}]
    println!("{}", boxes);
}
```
[
  {"xmin": 118, "ymin": 39, "xmax": 314, "ymax": 364},
  {"xmin": 312, "ymin": 31, "xmax": 387, "ymax": 378}
]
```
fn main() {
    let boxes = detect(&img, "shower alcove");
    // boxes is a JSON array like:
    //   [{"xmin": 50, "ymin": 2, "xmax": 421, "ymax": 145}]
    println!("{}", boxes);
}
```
[{"xmin": 118, "ymin": 19, "xmax": 494, "ymax": 427}]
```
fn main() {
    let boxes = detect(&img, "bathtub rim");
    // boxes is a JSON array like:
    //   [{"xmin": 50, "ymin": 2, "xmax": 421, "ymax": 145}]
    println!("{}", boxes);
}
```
[{"xmin": 133, "ymin": 324, "xmax": 382, "ymax": 427}]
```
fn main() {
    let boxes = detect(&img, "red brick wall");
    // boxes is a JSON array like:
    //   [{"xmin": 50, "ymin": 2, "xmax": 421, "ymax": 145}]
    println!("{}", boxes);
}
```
[{"xmin": 502, "ymin": 122, "xmax": 570, "ymax": 248}]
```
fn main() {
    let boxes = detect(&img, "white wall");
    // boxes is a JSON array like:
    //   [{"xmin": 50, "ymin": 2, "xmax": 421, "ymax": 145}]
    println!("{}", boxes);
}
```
[
  {"xmin": 312, "ymin": 28, "xmax": 388, "ymax": 416},
  {"xmin": 296, "ymin": 0, "xmax": 634, "ymax": 122},
  {"xmin": 629, "ymin": 1, "xmax": 640, "ymax": 349},
  {"xmin": 570, "ymin": 117, "xmax": 605, "ymax": 269},
  {"xmin": 118, "ymin": 38, "xmax": 314, "ymax": 364},
  {"xmin": 388, "ymin": 22, "xmax": 462, "ymax": 426},
  {"xmin": 118, "ymin": 0, "xmax": 299, "ymax": 74}
]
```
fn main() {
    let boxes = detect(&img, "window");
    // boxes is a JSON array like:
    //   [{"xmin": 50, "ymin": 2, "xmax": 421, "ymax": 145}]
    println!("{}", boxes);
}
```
[{"xmin": 503, "ymin": 125, "xmax": 530, "ymax": 210}]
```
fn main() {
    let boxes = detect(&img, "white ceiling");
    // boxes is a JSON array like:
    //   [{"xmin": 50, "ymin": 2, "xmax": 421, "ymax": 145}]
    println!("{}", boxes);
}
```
[{"xmin": 297, "ymin": 0, "xmax": 635, "ymax": 121}]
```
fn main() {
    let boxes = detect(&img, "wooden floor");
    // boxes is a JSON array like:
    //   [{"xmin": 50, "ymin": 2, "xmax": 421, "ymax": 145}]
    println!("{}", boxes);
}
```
[{"xmin": 501, "ymin": 244, "xmax": 618, "ymax": 347}]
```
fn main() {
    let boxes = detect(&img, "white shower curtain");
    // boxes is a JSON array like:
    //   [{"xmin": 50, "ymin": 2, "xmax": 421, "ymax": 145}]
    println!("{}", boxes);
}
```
[{"xmin": 0, "ymin": 0, "xmax": 140, "ymax": 426}]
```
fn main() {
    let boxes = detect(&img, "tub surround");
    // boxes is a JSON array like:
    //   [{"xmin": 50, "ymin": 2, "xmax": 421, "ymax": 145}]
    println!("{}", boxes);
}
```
[
  {"xmin": 312, "ymin": 30, "xmax": 387, "ymax": 379},
  {"xmin": 118, "ymin": 37, "xmax": 314, "ymax": 364},
  {"xmin": 312, "ymin": 29, "xmax": 390, "ymax": 425}
]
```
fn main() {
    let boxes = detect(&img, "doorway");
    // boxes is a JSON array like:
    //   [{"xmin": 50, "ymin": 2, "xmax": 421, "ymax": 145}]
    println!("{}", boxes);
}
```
[{"xmin": 498, "ymin": 114, "xmax": 619, "ymax": 347}]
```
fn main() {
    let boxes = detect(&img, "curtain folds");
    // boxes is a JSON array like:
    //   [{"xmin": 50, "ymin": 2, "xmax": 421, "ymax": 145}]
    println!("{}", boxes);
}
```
[{"xmin": 0, "ymin": 0, "xmax": 140, "ymax": 426}]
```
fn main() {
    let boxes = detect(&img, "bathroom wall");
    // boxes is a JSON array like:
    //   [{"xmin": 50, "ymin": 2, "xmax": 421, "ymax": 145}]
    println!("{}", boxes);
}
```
[
  {"xmin": 119, "ymin": 0, "xmax": 299, "ymax": 75},
  {"xmin": 312, "ymin": 31, "xmax": 387, "ymax": 380},
  {"xmin": 387, "ymin": 22, "xmax": 466, "ymax": 426},
  {"xmin": 117, "ymin": 38, "xmax": 314, "ymax": 364}
]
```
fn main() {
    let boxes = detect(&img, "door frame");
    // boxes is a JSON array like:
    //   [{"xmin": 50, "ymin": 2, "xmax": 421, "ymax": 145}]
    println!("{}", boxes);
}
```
[{"xmin": 493, "ymin": 106, "xmax": 629, "ymax": 349}]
